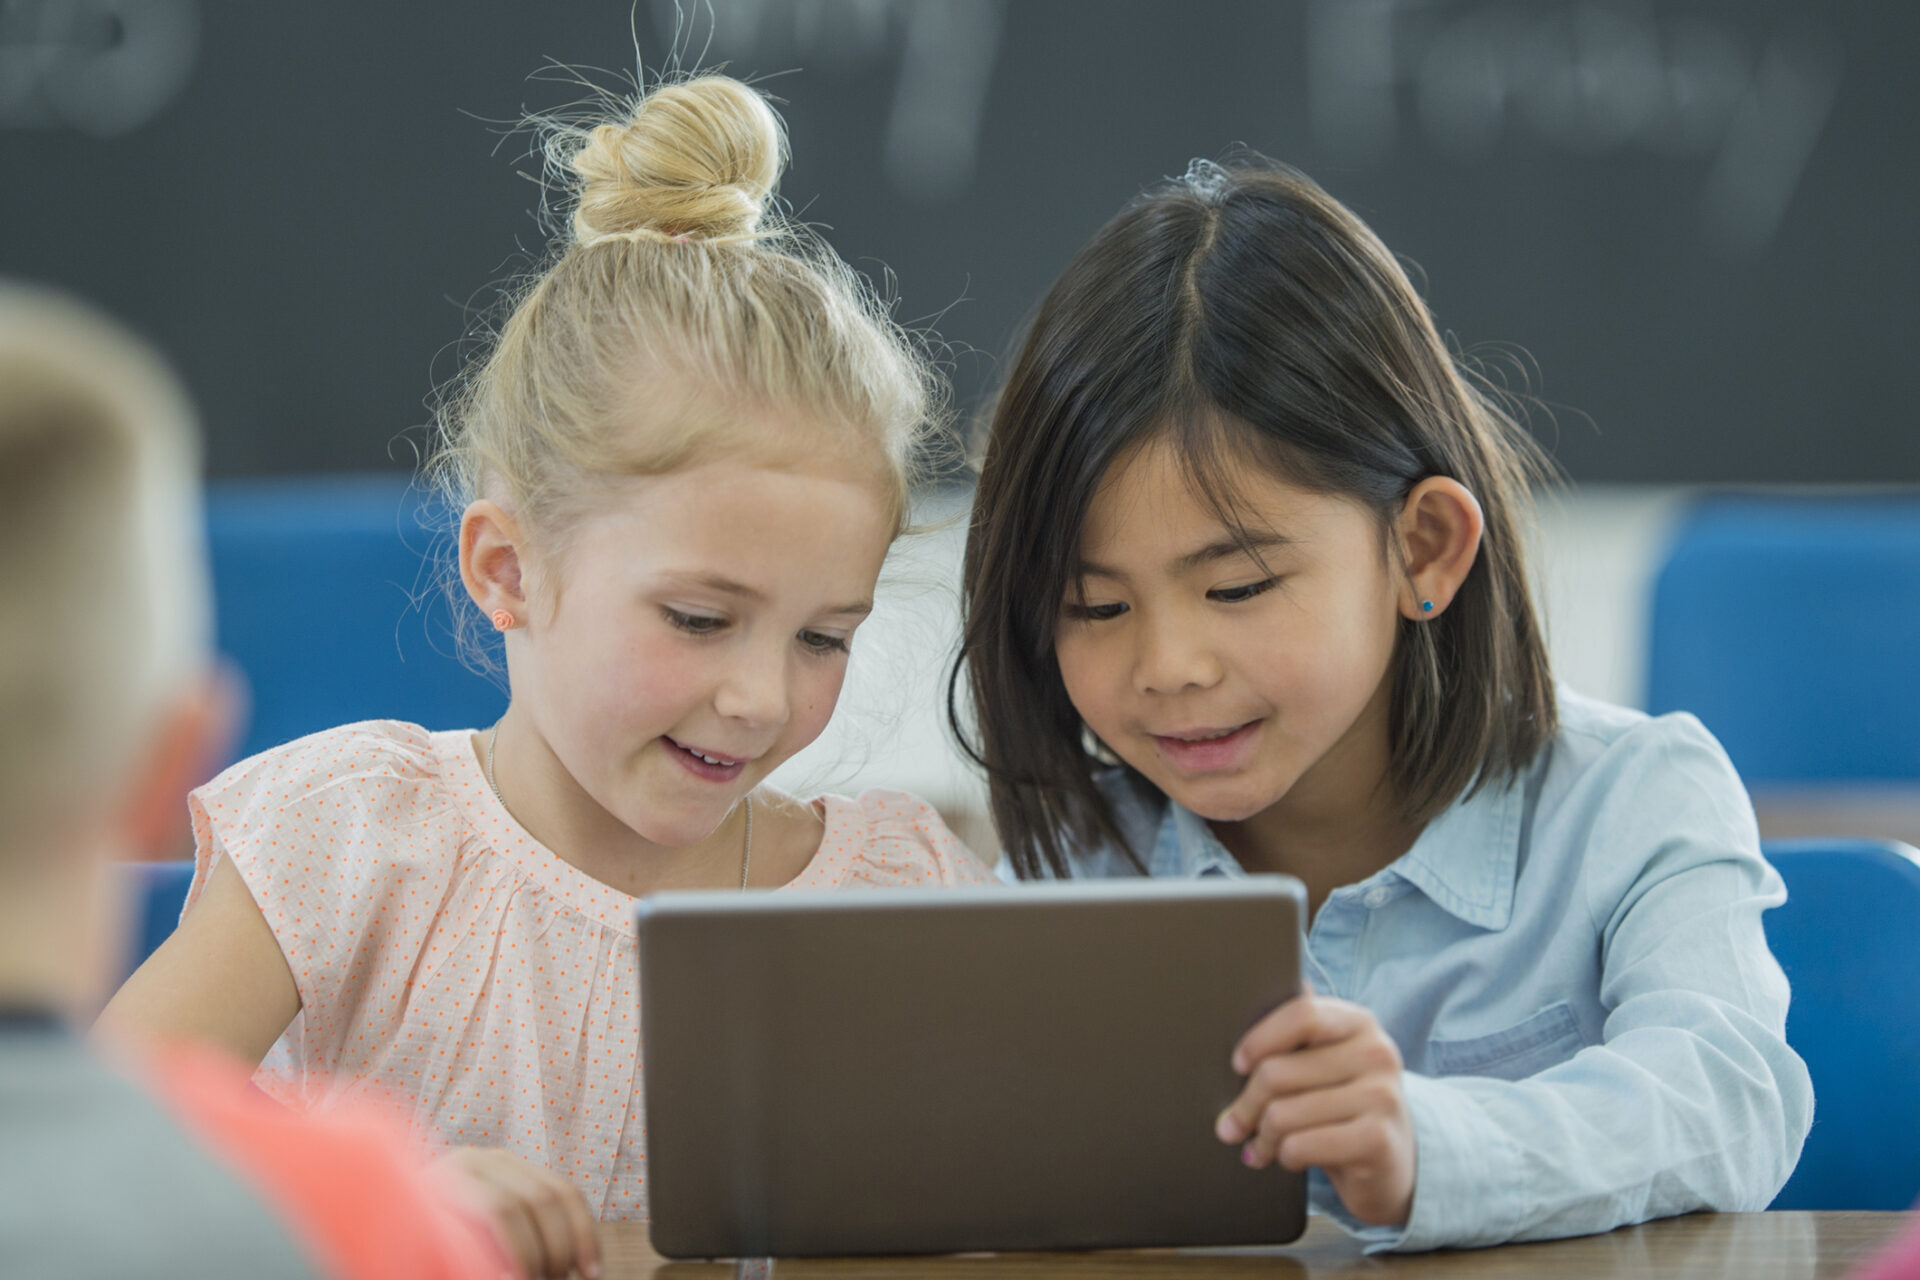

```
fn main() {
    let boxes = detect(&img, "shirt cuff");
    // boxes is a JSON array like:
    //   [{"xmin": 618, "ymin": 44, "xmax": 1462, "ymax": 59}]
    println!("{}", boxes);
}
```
[
  {"xmin": 1311, "ymin": 1072, "xmax": 1519, "ymax": 1253},
  {"xmin": 1309, "ymin": 1169, "xmax": 1408, "ymax": 1251}
]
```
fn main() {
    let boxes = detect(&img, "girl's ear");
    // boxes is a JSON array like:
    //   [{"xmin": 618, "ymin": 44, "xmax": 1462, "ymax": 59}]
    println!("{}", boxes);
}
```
[
  {"xmin": 460, "ymin": 499, "xmax": 529, "ymax": 625},
  {"xmin": 1393, "ymin": 477, "xmax": 1484, "ymax": 621}
]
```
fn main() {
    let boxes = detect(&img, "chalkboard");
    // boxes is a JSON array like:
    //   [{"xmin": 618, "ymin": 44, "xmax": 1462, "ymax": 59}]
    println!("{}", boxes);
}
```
[{"xmin": 2, "ymin": 0, "xmax": 1913, "ymax": 482}]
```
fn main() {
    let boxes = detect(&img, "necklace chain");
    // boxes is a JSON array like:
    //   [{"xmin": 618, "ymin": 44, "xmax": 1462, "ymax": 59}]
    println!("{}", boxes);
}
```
[{"xmin": 486, "ymin": 722, "xmax": 752, "ymax": 889}]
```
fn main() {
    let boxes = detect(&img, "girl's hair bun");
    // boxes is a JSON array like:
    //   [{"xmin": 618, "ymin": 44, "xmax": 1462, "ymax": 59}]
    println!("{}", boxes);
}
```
[{"xmin": 570, "ymin": 75, "xmax": 787, "ymax": 245}]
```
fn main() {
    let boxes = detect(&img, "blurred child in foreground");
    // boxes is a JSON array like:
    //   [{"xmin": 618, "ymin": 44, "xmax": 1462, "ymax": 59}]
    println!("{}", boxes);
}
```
[{"xmin": 0, "ymin": 283, "xmax": 512, "ymax": 1279}]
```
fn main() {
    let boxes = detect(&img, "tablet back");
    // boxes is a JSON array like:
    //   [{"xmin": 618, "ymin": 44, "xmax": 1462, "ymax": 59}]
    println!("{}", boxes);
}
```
[{"xmin": 636, "ymin": 877, "xmax": 1307, "ymax": 1258}]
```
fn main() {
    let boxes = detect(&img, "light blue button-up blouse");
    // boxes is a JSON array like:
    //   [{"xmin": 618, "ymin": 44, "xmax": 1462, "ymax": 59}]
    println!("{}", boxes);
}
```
[{"xmin": 1058, "ymin": 689, "xmax": 1813, "ymax": 1251}]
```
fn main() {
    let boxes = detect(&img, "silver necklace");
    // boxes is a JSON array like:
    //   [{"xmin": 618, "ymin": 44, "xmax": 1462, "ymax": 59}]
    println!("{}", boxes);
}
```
[{"xmin": 486, "ymin": 722, "xmax": 753, "ymax": 889}]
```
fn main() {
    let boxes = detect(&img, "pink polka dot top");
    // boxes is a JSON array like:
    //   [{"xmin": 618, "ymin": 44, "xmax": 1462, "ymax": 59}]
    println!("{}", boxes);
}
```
[{"xmin": 181, "ymin": 720, "xmax": 996, "ymax": 1221}]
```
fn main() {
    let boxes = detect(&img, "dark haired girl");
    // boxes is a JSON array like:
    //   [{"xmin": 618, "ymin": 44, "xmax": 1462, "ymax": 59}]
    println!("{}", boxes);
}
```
[{"xmin": 956, "ymin": 159, "xmax": 1809, "ymax": 1250}]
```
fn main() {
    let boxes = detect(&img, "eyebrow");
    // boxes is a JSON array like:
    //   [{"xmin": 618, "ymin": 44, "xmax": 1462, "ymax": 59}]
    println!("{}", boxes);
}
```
[
  {"xmin": 659, "ymin": 571, "xmax": 872, "ymax": 618},
  {"xmin": 1076, "ymin": 530, "xmax": 1293, "ymax": 582}
]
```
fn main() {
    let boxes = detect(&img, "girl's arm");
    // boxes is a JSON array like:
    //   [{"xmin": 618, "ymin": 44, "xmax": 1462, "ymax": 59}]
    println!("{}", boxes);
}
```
[
  {"xmin": 1362, "ymin": 717, "xmax": 1810, "ymax": 1250},
  {"xmin": 1379, "ymin": 843, "xmax": 1808, "ymax": 1249},
  {"xmin": 1220, "ymin": 714, "xmax": 1811, "ymax": 1252},
  {"xmin": 102, "ymin": 860, "xmax": 606, "ymax": 1279},
  {"xmin": 96, "ymin": 855, "xmax": 300, "ymax": 1066}
]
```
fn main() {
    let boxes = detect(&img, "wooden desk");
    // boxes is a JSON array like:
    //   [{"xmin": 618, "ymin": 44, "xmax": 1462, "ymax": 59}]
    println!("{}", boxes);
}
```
[{"xmin": 602, "ymin": 1213, "xmax": 1908, "ymax": 1279}]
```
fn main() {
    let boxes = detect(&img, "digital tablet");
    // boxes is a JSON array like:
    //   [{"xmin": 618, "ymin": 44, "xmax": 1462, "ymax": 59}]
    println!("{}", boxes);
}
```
[{"xmin": 635, "ymin": 876, "xmax": 1307, "ymax": 1258}]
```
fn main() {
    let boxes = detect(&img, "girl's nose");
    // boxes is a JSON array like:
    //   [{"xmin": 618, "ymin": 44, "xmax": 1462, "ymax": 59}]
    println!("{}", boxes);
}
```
[
  {"xmin": 1132, "ymin": 610, "xmax": 1224, "ymax": 695},
  {"xmin": 713, "ymin": 653, "xmax": 792, "ymax": 729}
]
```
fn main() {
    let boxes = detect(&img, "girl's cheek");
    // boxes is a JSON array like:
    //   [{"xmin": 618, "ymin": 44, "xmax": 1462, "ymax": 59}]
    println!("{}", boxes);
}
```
[
  {"xmin": 1051, "ymin": 633, "xmax": 1098, "ymax": 695},
  {"xmin": 1056, "ymin": 640, "xmax": 1118, "ymax": 721},
  {"xmin": 616, "ymin": 640, "xmax": 708, "ymax": 711},
  {"xmin": 788, "ymin": 664, "xmax": 848, "ymax": 743}
]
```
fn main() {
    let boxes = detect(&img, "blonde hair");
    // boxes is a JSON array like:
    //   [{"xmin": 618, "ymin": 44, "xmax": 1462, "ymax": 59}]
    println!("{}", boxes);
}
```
[
  {"xmin": 0, "ymin": 284, "xmax": 209, "ymax": 863},
  {"xmin": 430, "ymin": 75, "xmax": 938, "ymax": 625}
]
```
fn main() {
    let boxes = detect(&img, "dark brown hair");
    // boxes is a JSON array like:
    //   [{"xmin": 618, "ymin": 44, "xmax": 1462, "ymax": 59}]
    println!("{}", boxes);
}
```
[{"xmin": 952, "ymin": 157, "xmax": 1558, "ymax": 880}]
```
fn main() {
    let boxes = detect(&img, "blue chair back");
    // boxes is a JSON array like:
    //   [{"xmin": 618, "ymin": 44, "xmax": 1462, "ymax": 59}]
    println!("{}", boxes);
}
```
[
  {"xmin": 1763, "ymin": 838, "xmax": 1920, "ymax": 1209},
  {"xmin": 208, "ymin": 475, "xmax": 506, "ymax": 761},
  {"xmin": 119, "ymin": 860, "xmax": 196, "ymax": 983},
  {"xmin": 1647, "ymin": 495, "xmax": 1920, "ymax": 784}
]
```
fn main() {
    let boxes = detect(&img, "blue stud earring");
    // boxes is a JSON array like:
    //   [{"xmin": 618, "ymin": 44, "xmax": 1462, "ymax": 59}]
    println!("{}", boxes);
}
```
[{"xmin": 1420, "ymin": 600, "xmax": 1435, "ymax": 613}]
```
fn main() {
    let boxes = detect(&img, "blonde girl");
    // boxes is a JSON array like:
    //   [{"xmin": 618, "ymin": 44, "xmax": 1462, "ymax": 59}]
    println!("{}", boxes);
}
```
[{"xmin": 104, "ymin": 75, "xmax": 993, "ymax": 1278}]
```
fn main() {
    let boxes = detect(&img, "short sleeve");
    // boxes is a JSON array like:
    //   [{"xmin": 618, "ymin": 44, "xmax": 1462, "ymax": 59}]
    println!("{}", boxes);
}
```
[
  {"xmin": 804, "ymin": 790, "xmax": 999, "ymax": 889},
  {"xmin": 184, "ymin": 722, "xmax": 457, "ymax": 1075}
]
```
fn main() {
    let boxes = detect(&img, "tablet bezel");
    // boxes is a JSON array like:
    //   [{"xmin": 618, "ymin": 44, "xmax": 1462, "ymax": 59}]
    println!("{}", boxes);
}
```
[{"xmin": 637, "ymin": 875, "xmax": 1308, "ymax": 1258}]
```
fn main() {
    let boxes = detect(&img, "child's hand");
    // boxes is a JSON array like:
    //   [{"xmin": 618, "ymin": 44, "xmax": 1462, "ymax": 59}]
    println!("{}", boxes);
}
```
[
  {"xmin": 431, "ymin": 1146, "xmax": 602, "ymax": 1279},
  {"xmin": 1214, "ymin": 988, "xmax": 1416, "ymax": 1228}
]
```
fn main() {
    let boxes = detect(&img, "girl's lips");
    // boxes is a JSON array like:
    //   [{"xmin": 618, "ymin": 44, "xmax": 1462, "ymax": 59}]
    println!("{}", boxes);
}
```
[
  {"xmin": 663, "ymin": 736, "xmax": 748, "ymax": 783},
  {"xmin": 1150, "ymin": 721, "xmax": 1260, "ymax": 773}
]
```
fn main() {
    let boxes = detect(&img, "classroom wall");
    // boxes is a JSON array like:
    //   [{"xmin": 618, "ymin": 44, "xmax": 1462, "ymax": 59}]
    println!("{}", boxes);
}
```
[{"xmin": 3, "ymin": 1, "xmax": 1916, "ymax": 484}]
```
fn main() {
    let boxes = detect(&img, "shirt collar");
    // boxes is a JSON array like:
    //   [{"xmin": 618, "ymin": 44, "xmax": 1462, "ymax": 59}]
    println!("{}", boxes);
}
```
[
  {"xmin": 1393, "ymin": 773, "xmax": 1524, "ymax": 931},
  {"xmin": 1146, "ymin": 800, "xmax": 1229, "ymax": 877},
  {"xmin": 1146, "ymin": 772, "xmax": 1526, "ymax": 931}
]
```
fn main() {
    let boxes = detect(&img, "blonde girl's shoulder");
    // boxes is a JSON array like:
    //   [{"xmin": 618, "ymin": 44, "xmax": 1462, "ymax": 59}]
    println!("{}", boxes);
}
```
[
  {"xmin": 785, "ymin": 788, "xmax": 998, "ymax": 889},
  {"xmin": 196, "ymin": 720, "xmax": 440, "ymax": 806},
  {"xmin": 180, "ymin": 720, "xmax": 472, "ymax": 1028},
  {"xmin": 189, "ymin": 719, "xmax": 458, "ymax": 866}
]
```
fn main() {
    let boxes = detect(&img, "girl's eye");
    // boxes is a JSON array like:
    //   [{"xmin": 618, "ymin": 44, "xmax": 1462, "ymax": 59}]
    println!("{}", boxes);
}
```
[
  {"xmin": 1209, "ymin": 577, "xmax": 1279, "ymax": 604},
  {"xmin": 1062, "ymin": 601, "xmax": 1128, "ymax": 622},
  {"xmin": 664, "ymin": 607, "xmax": 727, "ymax": 636},
  {"xmin": 798, "ymin": 630, "xmax": 851, "ymax": 657}
]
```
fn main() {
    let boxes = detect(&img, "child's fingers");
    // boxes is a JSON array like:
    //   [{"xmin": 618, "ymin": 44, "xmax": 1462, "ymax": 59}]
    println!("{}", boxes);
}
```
[
  {"xmin": 552, "ymin": 1176, "xmax": 603, "ymax": 1279},
  {"xmin": 498, "ymin": 1166, "xmax": 598, "ymax": 1279},
  {"xmin": 1275, "ymin": 1111, "xmax": 1400, "ymax": 1173},
  {"xmin": 441, "ymin": 1159, "xmax": 548, "ymax": 1276},
  {"xmin": 1227, "ymin": 997, "xmax": 1317, "ymax": 1076},
  {"xmin": 499, "ymin": 1162, "xmax": 600, "ymax": 1279},
  {"xmin": 1215, "ymin": 1040, "xmax": 1354, "ymax": 1143},
  {"xmin": 485, "ymin": 1200, "xmax": 549, "ymax": 1279},
  {"xmin": 1229, "ymin": 993, "xmax": 1375, "ymax": 1074},
  {"xmin": 1239, "ymin": 1074, "xmax": 1399, "ymax": 1168},
  {"xmin": 1216, "ymin": 1026, "xmax": 1402, "ymax": 1144},
  {"xmin": 437, "ymin": 1148, "xmax": 599, "ymax": 1280},
  {"xmin": 485, "ymin": 1165, "xmax": 567, "ymax": 1277},
  {"xmin": 1277, "ymin": 1114, "xmax": 1417, "ymax": 1226}
]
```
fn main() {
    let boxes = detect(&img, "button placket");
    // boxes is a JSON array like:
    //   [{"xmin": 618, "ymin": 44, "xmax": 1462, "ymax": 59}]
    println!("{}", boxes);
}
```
[{"xmin": 1306, "ymin": 895, "xmax": 1361, "ymax": 999}]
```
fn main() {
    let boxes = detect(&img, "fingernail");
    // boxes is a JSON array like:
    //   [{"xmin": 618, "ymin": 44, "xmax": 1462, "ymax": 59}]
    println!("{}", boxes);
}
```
[
  {"xmin": 585, "ymin": 1264, "xmax": 603, "ymax": 1280},
  {"xmin": 1231, "ymin": 1050, "xmax": 1248, "ymax": 1074},
  {"xmin": 1215, "ymin": 1111, "xmax": 1242, "ymax": 1143},
  {"xmin": 1241, "ymin": 1144, "xmax": 1260, "ymax": 1168}
]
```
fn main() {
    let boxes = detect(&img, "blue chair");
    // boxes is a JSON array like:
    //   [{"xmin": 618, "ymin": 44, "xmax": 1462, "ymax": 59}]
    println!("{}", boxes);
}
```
[
  {"xmin": 118, "ymin": 859, "xmax": 196, "ymax": 982},
  {"xmin": 207, "ymin": 474, "xmax": 507, "ymax": 761},
  {"xmin": 1763, "ymin": 838, "xmax": 1920, "ymax": 1209},
  {"xmin": 1647, "ymin": 494, "xmax": 1920, "ymax": 784}
]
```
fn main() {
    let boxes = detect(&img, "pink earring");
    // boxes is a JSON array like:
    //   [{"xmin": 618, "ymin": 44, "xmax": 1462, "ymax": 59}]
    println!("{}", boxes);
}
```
[{"xmin": 491, "ymin": 608, "xmax": 515, "ymax": 632}]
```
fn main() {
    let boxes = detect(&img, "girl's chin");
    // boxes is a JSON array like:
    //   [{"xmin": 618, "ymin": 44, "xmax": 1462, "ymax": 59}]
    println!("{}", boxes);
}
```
[
  {"xmin": 1159, "ymin": 776, "xmax": 1287, "ymax": 826},
  {"xmin": 608, "ymin": 794, "xmax": 736, "ymax": 850},
  {"xmin": 625, "ymin": 811, "xmax": 736, "ymax": 851}
]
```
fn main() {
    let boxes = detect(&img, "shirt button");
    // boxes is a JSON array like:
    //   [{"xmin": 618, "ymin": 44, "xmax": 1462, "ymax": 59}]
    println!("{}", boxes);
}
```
[{"xmin": 1362, "ymin": 886, "xmax": 1391, "ymax": 909}]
